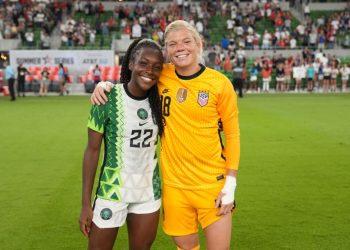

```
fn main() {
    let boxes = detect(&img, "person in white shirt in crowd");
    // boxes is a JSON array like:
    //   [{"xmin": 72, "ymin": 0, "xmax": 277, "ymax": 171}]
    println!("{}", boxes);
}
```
[
  {"xmin": 176, "ymin": 0, "xmax": 184, "ymax": 9},
  {"xmin": 296, "ymin": 23, "xmax": 305, "ymax": 39},
  {"xmin": 40, "ymin": 31, "xmax": 50, "ymax": 49},
  {"xmin": 293, "ymin": 62, "xmax": 305, "ymax": 93},
  {"xmin": 196, "ymin": 20, "xmax": 204, "ymax": 34},
  {"xmin": 323, "ymin": 63, "xmax": 332, "ymax": 93},
  {"xmin": 25, "ymin": 29, "xmax": 34, "ymax": 47},
  {"xmin": 266, "ymin": 5, "xmax": 272, "ymax": 17},
  {"xmin": 340, "ymin": 64, "xmax": 350, "ymax": 92},
  {"xmin": 280, "ymin": 29, "xmax": 290, "ymax": 41},
  {"xmin": 131, "ymin": 19, "xmax": 142, "ymax": 39},
  {"xmin": 246, "ymin": 33, "xmax": 254, "ymax": 49},
  {"xmin": 275, "ymin": 29, "xmax": 281, "ymax": 41},
  {"xmin": 309, "ymin": 29, "xmax": 318, "ymax": 48},
  {"xmin": 227, "ymin": 19, "xmax": 234, "ymax": 31},
  {"xmin": 262, "ymin": 30, "xmax": 271, "ymax": 49},
  {"xmin": 290, "ymin": 37, "xmax": 297, "ymax": 49},
  {"xmin": 304, "ymin": 3, "xmax": 310, "ymax": 18},
  {"xmin": 188, "ymin": 16, "xmax": 195, "ymax": 27},
  {"xmin": 89, "ymin": 30, "xmax": 96, "ymax": 44},
  {"xmin": 330, "ymin": 61, "xmax": 339, "ymax": 92},
  {"xmin": 331, "ymin": 18, "xmax": 339, "ymax": 33},
  {"xmin": 235, "ymin": 25, "xmax": 244, "ymax": 37}
]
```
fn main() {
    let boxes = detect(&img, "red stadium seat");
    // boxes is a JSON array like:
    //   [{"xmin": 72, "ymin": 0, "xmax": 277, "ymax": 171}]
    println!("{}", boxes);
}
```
[
  {"xmin": 51, "ymin": 75, "xmax": 59, "ymax": 82},
  {"xmin": 48, "ymin": 66, "xmax": 58, "ymax": 74},
  {"xmin": 33, "ymin": 74, "xmax": 42, "ymax": 81},
  {"xmin": 80, "ymin": 75, "xmax": 87, "ymax": 84},
  {"xmin": 103, "ymin": 66, "xmax": 111, "ymax": 72},
  {"xmin": 87, "ymin": 74, "xmax": 93, "ymax": 81},
  {"xmin": 28, "ymin": 66, "xmax": 37, "ymax": 74},
  {"xmin": 25, "ymin": 75, "xmax": 33, "ymax": 82}
]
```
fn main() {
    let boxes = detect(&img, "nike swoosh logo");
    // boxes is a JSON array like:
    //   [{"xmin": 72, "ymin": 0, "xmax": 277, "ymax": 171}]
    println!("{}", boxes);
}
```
[{"xmin": 139, "ymin": 122, "xmax": 148, "ymax": 126}]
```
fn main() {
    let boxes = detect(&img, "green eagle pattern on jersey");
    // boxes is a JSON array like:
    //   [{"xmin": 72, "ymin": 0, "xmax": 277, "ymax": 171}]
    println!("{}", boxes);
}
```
[
  {"xmin": 88, "ymin": 87, "xmax": 125, "ymax": 201},
  {"xmin": 87, "ymin": 84, "xmax": 161, "ymax": 202}
]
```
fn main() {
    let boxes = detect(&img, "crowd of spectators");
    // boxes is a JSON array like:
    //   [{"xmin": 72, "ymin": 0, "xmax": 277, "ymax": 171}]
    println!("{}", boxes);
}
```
[
  {"xmin": 2, "ymin": 0, "xmax": 349, "ymax": 50},
  {"xmin": 60, "ymin": 1, "xmax": 117, "ymax": 47},
  {"xmin": 113, "ymin": 1, "xmax": 213, "ymax": 42},
  {"xmin": 0, "ymin": 0, "xmax": 67, "ymax": 48},
  {"xmin": 220, "ymin": 1, "xmax": 350, "ymax": 51},
  {"xmin": 206, "ymin": 47, "xmax": 349, "ymax": 94}
]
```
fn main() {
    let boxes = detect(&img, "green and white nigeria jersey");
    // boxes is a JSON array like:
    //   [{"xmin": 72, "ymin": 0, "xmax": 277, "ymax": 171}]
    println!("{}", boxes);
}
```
[{"xmin": 87, "ymin": 84, "xmax": 161, "ymax": 203}]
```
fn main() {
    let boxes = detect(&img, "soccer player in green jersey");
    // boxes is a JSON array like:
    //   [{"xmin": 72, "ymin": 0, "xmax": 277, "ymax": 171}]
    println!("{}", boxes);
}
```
[{"xmin": 79, "ymin": 39, "xmax": 164, "ymax": 250}]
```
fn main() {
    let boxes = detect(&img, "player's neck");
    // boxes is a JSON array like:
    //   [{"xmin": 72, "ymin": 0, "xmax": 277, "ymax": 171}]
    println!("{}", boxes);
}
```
[
  {"xmin": 175, "ymin": 64, "xmax": 202, "ymax": 77},
  {"xmin": 126, "ymin": 82, "xmax": 148, "ymax": 99}
]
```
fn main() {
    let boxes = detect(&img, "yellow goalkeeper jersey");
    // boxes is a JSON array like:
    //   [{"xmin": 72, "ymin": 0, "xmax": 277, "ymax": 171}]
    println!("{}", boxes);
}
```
[{"xmin": 158, "ymin": 64, "xmax": 240, "ymax": 190}]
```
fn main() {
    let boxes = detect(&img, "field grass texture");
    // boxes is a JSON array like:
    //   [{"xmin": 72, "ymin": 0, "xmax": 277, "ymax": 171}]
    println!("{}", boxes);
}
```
[{"xmin": 0, "ymin": 94, "xmax": 349, "ymax": 249}]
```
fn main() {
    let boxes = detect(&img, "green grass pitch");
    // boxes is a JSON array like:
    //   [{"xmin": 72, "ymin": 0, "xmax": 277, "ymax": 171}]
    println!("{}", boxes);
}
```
[{"xmin": 0, "ymin": 94, "xmax": 349, "ymax": 249}]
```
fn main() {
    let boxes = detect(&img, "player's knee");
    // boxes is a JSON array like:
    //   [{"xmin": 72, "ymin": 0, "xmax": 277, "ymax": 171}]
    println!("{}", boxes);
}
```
[
  {"xmin": 173, "ymin": 234, "xmax": 199, "ymax": 250},
  {"xmin": 130, "ymin": 238, "xmax": 155, "ymax": 250}
]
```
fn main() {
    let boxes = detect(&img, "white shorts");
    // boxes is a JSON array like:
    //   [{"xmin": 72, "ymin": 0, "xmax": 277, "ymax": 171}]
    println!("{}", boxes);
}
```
[
  {"xmin": 276, "ymin": 77, "xmax": 285, "ymax": 82},
  {"xmin": 92, "ymin": 198, "xmax": 161, "ymax": 228},
  {"xmin": 250, "ymin": 75, "xmax": 257, "ymax": 82},
  {"xmin": 263, "ymin": 77, "xmax": 271, "ymax": 83}
]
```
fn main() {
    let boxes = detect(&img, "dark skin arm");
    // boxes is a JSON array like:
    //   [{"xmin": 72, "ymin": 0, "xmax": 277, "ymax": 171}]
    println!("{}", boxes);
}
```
[{"xmin": 79, "ymin": 129, "xmax": 103, "ymax": 237}]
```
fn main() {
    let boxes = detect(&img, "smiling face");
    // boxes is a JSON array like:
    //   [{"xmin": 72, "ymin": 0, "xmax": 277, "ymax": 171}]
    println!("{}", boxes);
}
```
[
  {"xmin": 165, "ymin": 28, "xmax": 202, "ymax": 72},
  {"xmin": 129, "ymin": 47, "xmax": 163, "ymax": 93}
]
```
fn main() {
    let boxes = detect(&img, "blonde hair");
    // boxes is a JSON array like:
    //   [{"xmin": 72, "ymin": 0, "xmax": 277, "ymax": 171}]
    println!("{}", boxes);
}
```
[{"xmin": 164, "ymin": 20, "xmax": 203, "ymax": 60}]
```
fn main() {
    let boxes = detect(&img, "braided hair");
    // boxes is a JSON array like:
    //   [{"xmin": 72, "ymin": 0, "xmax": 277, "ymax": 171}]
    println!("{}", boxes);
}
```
[{"xmin": 120, "ymin": 38, "xmax": 164, "ymax": 136}]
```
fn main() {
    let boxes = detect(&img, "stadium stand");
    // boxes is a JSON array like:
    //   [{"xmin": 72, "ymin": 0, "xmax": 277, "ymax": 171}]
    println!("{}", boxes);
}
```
[
  {"xmin": 22, "ymin": 65, "xmax": 72, "ymax": 92},
  {"xmin": 79, "ymin": 65, "xmax": 120, "ymax": 92},
  {"xmin": 0, "ymin": 0, "xmax": 349, "ymax": 95},
  {"xmin": 0, "ymin": 0, "xmax": 63, "ymax": 49}
]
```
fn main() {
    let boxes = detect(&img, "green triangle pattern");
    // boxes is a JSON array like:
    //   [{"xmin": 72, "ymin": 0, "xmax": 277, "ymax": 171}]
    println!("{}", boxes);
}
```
[
  {"xmin": 96, "ymin": 86, "xmax": 125, "ymax": 202},
  {"xmin": 87, "ymin": 104, "xmax": 107, "ymax": 133},
  {"xmin": 152, "ymin": 163, "xmax": 161, "ymax": 200}
]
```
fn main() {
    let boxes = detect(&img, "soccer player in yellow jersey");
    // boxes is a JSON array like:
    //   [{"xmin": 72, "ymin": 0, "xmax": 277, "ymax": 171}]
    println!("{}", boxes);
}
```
[{"xmin": 91, "ymin": 20, "xmax": 240, "ymax": 250}]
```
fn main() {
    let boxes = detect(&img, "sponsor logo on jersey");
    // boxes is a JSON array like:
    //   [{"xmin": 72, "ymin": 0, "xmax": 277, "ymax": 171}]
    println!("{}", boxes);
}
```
[
  {"xmin": 162, "ymin": 88, "xmax": 169, "ymax": 94},
  {"xmin": 139, "ymin": 122, "xmax": 148, "ymax": 126},
  {"xmin": 137, "ymin": 108, "xmax": 148, "ymax": 120},
  {"xmin": 197, "ymin": 90, "xmax": 209, "ymax": 107},
  {"xmin": 100, "ymin": 208, "xmax": 112, "ymax": 220},
  {"xmin": 176, "ymin": 88, "xmax": 188, "ymax": 103}
]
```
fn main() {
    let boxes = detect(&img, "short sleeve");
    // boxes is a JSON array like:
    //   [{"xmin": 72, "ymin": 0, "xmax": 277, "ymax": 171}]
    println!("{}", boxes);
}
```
[{"xmin": 87, "ymin": 104, "xmax": 108, "ymax": 133}]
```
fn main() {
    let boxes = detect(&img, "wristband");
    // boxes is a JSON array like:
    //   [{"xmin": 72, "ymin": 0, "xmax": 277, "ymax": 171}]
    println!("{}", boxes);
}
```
[
  {"xmin": 98, "ymin": 81, "xmax": 114, "ymax": 90},
  {"xmin": 221, "ymin": 175, "xmax": 237, "ymax": 205}
]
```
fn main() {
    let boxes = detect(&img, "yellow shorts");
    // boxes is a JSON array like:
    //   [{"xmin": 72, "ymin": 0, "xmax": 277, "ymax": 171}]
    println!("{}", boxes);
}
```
[{"xmin": 162, "ymin": 184, "xmax": 223, "ymax": 236}]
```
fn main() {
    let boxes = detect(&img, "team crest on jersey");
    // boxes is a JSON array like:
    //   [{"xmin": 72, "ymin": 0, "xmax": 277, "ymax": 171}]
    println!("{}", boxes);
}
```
[
  {"xmin": 100, "ymin": 208, "xmax": 112, "ymax": 220},
  {"xmin": 137, "ymin": 108, "xmax": 148, "ymax": 120},
  {"xmin": 197, "ymin": 91, "xmax": 209, "ymax": 107},
  {"xmin": 176, "ymin": 88, "xmax": 188, "ymax": 103}
]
